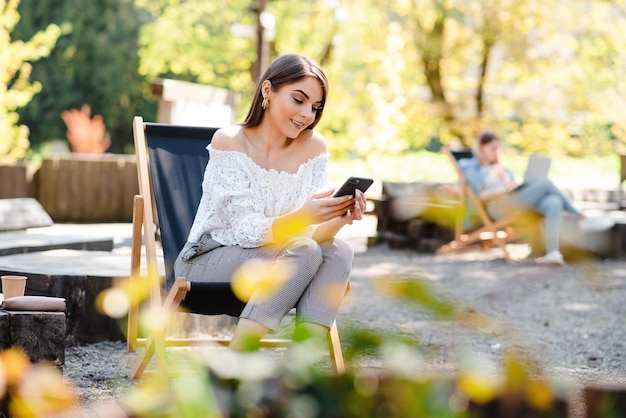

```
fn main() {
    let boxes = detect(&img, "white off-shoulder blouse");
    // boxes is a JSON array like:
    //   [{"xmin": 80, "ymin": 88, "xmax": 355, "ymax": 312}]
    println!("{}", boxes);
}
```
[{"xmin": 186, "ymin": 145, "xmax": 330, "ymax": 248}]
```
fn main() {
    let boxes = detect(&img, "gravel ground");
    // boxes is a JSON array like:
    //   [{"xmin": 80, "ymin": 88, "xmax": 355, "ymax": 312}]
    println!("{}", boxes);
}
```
[{"xmin": 60, "ymin": 218, "xmax": 626, "ymax": 417}]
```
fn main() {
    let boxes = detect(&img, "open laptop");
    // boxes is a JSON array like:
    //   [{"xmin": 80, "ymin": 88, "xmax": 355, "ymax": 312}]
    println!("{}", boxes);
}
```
[{"xmin": 522, "ymin": 153, "xmax": 551, "ymax": 184}]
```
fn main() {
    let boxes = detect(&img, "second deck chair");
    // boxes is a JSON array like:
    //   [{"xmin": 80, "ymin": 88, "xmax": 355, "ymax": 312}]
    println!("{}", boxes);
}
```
[
  {"xmin": 127, "ymin": 116, "xmax": 346, "ymax": 379},
  {"xmin": 436, "ymin": 146, "xmax": 535, "ymax": 262}
]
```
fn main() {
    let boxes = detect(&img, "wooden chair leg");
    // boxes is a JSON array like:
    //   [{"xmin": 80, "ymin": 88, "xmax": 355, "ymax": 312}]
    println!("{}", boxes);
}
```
[
  {"xmin": 131, "ymin": 328, "xmax": 169, "ymax": 381},
  {"xmin": 327, "ymin": 320, "xmax": 345, "ymax": 374},
  {"xmin": 127, "ymin": 195, "xmax": 144, "ymax": 353},
  {"xmin": 489, "ymin": 225, "xmax": 513, "ymax": 262},
  {"xmin": 132, "ymin": 331, "xmax": 156, "ymax": 379},
  {"xmin": 131, "ymin": 278, "xmax": 191, "ymax": 379}
]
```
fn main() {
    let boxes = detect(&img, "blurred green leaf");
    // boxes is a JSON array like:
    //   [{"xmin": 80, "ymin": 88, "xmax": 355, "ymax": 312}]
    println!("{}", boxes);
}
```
[{"xmin": 378, "ymin": 275, "xmax": 458, "ymax": 320}]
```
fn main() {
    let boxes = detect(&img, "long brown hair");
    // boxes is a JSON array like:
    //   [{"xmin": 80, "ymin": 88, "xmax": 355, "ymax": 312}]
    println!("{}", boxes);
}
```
[{"xmin": 242, "ymin": 54, "xmax": 329, "ymax": 130}]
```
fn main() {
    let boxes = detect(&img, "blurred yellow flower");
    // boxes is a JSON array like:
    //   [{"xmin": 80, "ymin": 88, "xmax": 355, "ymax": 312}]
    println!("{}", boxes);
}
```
[
  {"xmin": 96, "ymin": 272, "xmax": 158, "ymax": 320},
  {"xmin": 271, "ymin": 212, "xmax": 313, "ymax": 245},
  {"xmin": 232, "ymin": 258, "xmax": 292, "ymax": 302},
  {"xmin": 140, "ymin": 304, "xmax": 177, "ymax": 334},
  {"xmin": 97, "ymin": 287, "xmax": 131, "ymax": 319},
  {"xmin": 11, "ymin": 365, "xmax": 78, "ymax": 417},
  {"xmin": 1, "ymin": 348, "xmax": 30, "ymax": 387},
  {"xmin": 526, "ymin": 378, "xmax": 555, "ymax": 410},
  {"xmin": 0, "ymin": 359, "xmax": 6, "ymax": 398},
  {"xmin": 457, "ymin": 371, "xmax": 503, "ymax": 404}
]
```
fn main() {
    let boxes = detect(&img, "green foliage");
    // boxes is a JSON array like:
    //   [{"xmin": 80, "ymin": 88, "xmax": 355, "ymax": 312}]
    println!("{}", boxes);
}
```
[
  {"xmin": 9, "ymin": 0, "xmax": 626, "ymax": 158},
  {"xmin": 314, "ymin": 2, "xmax": 424, "ymax": 157},
  {"xmin": 137, "ymin": 0, "xmax": 256, "ymax": 92},
  {"xmin": 378, "ymin": 275, "xmax": 458, "ymax": 319},
  {"xmin": 13, "ymin": 0, "xmax": 156, "ymax": 154},
  {"xmin": 0, "ymin": 0, "xmax": 60, "ymax": 164}
]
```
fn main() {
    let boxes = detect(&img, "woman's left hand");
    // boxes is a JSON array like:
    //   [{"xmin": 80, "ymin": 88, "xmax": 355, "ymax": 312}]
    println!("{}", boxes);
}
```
[
  {"xmin": 310, "ymin": 190, "xmax": 367, "ymax": 243},
  {"xmin": 341, "ymin": 189, "xmax": 366, "ymax": 225}
]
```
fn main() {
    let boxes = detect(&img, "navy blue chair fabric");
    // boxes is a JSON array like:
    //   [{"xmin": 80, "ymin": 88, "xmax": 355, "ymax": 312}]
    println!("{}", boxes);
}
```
[
  {"xmin": 450, "ymin": 150, "xmax": 473, "ymax": 161},
  {"xmin": 145, "ymin": 123, "xmax": 246, "ymax": 316}
]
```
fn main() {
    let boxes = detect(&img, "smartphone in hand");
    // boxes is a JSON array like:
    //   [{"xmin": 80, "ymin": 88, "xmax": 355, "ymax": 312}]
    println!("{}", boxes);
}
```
[{"xmin": 332, "ymin": 176, "xmax": 374, "ymax": 197}]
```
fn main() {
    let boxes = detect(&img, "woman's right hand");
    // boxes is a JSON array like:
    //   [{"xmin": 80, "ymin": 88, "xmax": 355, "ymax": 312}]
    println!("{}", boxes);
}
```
[
  {"xmin": 298, "ymin": 189, "xmax": 354, "ymax": 224},
  {"xmin": 273, "ymin": 190, "xmax": 353, "ymax": 241}
]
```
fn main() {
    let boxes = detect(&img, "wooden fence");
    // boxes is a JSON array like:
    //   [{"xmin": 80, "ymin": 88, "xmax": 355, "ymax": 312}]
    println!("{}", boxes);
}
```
[
  {"xmin": 32, "ymin": 154, "xmax": 138, "ymax": 222},
  {"xmin": 0, "ymin": 165, "xmax": 30, "ymax": 199}
]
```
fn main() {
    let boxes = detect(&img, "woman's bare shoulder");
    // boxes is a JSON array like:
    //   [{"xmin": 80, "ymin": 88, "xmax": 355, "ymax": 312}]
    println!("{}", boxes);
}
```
[
  {"xmin": 297, "ymin": 129, "xmax": 328, "ymax": 157},
  {"xmin": 211, "ymin": 125, "xmax": 245, "ymax": 151}
]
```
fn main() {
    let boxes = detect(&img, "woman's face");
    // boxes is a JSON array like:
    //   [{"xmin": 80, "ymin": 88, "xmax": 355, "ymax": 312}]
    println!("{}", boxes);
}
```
[
  {"xmin": 479, "ymin": 139, "xmax": 501, "ymax": 165},
  {"xmin": 263, "ymin": 76, "xmax": 323, "ymax": 138}
]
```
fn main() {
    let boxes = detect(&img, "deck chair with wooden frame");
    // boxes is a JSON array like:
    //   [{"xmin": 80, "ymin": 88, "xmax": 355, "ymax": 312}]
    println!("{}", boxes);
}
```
[
  {"xmin": 127, "ymin": 116, "xmax": 346, "ymax": 379},
  {"xmin": 436, "ymin": 146, "xmax": 534, "ymax": 262}
]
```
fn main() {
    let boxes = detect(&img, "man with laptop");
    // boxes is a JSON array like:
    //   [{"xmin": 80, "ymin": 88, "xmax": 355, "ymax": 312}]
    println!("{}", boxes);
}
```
[{"xmin": 459, "ymin": 130, "xmax": 610, "ymax": 265}]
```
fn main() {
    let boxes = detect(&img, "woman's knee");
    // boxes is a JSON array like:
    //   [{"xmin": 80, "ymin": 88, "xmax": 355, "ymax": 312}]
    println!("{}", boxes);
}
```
[
  {"xmin": 283, "ymin": 237, "xmax": 354, "ymax": 275},
  {"xmin": 330, "ymin": 238, "xmax": 354, "ymax": 260},
  {"xmin": 321, "ymin": 238, "xmax": 354, "ymax": 269},
  {"xmin": 284, "ymin": 237, "xmax": 323, "ymax": 264}
]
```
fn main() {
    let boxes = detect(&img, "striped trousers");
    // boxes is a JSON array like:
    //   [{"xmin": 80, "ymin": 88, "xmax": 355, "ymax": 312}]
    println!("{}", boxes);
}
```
[{"xmin": 174, "ymin": 237, "xmax": 353, "ymax": 332}]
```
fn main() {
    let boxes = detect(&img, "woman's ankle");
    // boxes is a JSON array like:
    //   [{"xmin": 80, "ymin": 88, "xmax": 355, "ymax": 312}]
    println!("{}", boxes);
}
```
[{"xmin": 229, "ymin": 318, "xmax": 269, "ymax": 351}]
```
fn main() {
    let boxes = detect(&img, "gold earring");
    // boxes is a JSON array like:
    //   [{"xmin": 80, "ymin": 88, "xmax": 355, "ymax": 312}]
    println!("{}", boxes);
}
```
[{"xmin": 262, "ymin": 97, "xmax": 268, "ymax": 110}]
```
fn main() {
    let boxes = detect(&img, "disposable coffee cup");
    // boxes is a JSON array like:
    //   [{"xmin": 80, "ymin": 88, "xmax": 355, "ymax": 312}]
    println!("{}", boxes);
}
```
[{"xmin": 1, "ymin": 275, "xmax": 28, "ymax": 299}]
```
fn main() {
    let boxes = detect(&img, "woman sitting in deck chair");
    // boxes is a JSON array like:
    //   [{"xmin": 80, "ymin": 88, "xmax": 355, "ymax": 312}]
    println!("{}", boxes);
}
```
[
  {"xmin": 174, "ymin": 54, "xmax": 367, "ymax": 349},
  {"xmin": 452, "ymin": 131, "xmax": 586, "ymax": 266}
]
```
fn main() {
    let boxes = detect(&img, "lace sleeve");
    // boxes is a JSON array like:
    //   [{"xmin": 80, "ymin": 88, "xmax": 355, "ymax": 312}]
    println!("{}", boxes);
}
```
[{"xmin": 200, "ymin": 160, "xmax": 275, "ymax": 248}]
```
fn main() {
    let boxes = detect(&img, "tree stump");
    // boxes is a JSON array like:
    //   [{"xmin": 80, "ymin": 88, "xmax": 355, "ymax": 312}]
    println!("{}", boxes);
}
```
[
  {"xmin": 0, "ymin": 252, "xmax": 128, "ymax": 346},
  {"xmin": 0, "ymin": 313, "xmax": 9, "ymax": 350},
  {"xmin": 0, "ymin": 310, "xmax": 66, "ymax": 366}
]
